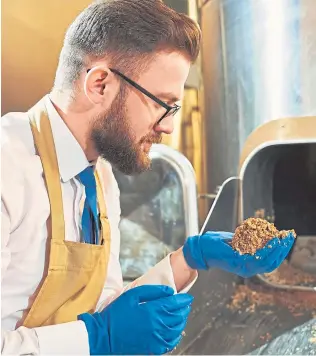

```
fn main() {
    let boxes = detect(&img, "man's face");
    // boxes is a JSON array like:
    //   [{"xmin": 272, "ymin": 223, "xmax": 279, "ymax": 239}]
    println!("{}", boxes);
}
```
[{"xmin": 91, "ymin": 51, "xmax": 191, "ymax": 175}]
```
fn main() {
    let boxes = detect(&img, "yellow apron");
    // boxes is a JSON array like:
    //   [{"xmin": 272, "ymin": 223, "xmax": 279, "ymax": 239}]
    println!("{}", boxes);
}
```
[{"xmin": 22, "ymin": 98, "xmax": 111, "ymax": 328}]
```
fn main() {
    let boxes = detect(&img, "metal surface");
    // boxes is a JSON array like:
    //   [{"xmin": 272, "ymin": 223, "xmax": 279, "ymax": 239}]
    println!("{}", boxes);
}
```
[
  {"xmin": 149, "ymin": 144, "xmax": 199, "ymax": 238},
  {"xmin": 240, "ymin": 140, "xmax": 316, "ymax": 226},
  {"xmin": 200, "ymin": 0, "xmax": 316, "ymax": 194},
  {"xmin": 249, "ymin": 319, "xmax": 316, "ymax": 355},
  {"xmin": 113, "ymin": 144, "xmax": 199, "ymax": 280},
  {"xmin": 200, "ymin": 176, "xmax": 240, "ymax": 234}
]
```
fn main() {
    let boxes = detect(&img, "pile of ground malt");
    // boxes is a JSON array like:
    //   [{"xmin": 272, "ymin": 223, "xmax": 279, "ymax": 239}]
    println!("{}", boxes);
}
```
[
  {"xmin": 264, "ymin": 260, "xmax": 316, "ymax": 287},
  {"xmin": 231, "ymin": 217, "xmax": 296, "ymax": 255},
  {"xmin": 227, "ymin": 284, "xmax": 316, "ymax": 317}
]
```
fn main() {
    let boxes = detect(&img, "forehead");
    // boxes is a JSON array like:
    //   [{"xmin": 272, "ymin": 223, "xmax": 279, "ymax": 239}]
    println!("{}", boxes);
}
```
[{"xmin": 138, "ymin": 51, "xmax": 191, "ymax": 101}]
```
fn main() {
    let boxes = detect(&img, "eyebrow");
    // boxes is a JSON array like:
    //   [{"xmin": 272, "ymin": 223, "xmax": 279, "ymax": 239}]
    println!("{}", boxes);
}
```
[{"xmin": 155, "ymin": 92, "xmax": 181, "ymax": 103}]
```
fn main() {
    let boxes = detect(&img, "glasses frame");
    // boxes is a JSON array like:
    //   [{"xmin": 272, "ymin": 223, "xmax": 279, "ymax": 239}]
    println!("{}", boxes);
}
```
[{"xmin": 87, "ymin": 68, "xmax": 181, "ymax": 125}]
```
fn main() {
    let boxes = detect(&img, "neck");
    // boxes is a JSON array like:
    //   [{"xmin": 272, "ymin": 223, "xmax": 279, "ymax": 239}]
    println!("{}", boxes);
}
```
[{"xmin": 49, "ymin": 90, "xmax": 99, "ymax": 161}]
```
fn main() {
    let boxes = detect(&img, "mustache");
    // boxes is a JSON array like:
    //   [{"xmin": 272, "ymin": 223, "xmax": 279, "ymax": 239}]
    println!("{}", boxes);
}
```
[{"xmin": 139, "ymin": 133, "xmax": 162, "ymax": 145}]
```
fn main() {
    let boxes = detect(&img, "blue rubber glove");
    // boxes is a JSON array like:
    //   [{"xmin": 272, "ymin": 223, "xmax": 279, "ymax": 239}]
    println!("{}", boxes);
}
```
[
  {"xmin": 78, "ymin": 285, "xmax": 193, "ymax": 355},
  {"xmin": 183, "ymin": 231, "xmax": 295, "ymax": 277}
]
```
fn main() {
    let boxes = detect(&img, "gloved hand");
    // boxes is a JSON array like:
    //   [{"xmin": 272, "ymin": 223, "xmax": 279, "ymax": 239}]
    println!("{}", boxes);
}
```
[
  {"xmin": 183, "ymin": 231, "xmax": 295, "ymax": 278},
  {"xmin": 78, "ymin": 285, "xmax": 193, "ymax": 355}
]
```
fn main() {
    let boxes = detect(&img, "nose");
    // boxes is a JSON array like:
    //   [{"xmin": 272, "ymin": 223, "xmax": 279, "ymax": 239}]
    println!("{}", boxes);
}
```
[{"xmin": 155, "ymin": 115, "xmax": 174, "ymax": 135}]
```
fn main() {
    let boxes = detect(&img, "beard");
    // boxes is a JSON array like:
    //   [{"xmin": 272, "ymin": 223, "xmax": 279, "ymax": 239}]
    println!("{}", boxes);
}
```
[{"xmin": 91, "ymin": 89, "xmax": 162, "ymax": 175}]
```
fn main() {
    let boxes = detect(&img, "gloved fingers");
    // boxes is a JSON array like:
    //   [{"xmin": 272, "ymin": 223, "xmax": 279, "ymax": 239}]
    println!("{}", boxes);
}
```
[
  {"xmin": 279, "ymin": 233, "xmax": 295, "ymax": 251},
  {"xmin": 242, "ymin": 245, "xmax": 288, "ymax": 276},
  {"xmin": 253, "ymin": 238, "xmax": 281, "ymax": 259},
  {"xmin": 150, "ymin": 333, "xmax": 182, "ymax": 355},
  {"xmin": 261, "ymin": 239, "xmax": 294, "ymax": 273},
  {"xmin": 148, "ymin": 334, "xmax": 170, "ymax": 355},
  {"xmin": 277, "ymin": 241, "xmax": 295, "ymax": 262},
  {"xmin": 261, "ymin": 258, "xmax": 282, "ymax": 273},
  {"xmin": 167, "ymin": 333, "xmax": 183, "ymax": 351},
  {"xmin": 254, "ymin": 239, "xmax": 294, "ymax": 270},
  {"xmin": 224, "ymin": 235, "xmax": 294, "ymax": 278},
  {"xmin": 203, "ymin": 231, "xmax": 234, "ymax": 240},
  {"xmin": 254, "ymin": 233, "xmax": 295, "ymax": 259},
  {"xmin": 201, "ymin": 234, "xmax": 238, "ymax": 258},
  {"xmin": 243, "ymin": 258, "xmax": 278, "ymax": 276},
  {"xmin": 130, "ymin": 285, "xmax": 174, "ymax": 304},
  {"xmin": 155, "ymin": 293, "xmax": 194, "ymax": 312},
  {"xmin": 159, "ymin": 304, "xmax": 192, "ymax": 327},
  {"xmin": 234, "ymin": 244, "xmax": 279, "ymax": 277},
  {"xmin": 158, "ymin": 313, "xmax": 190, "ymax": 341},
  {"xmin": 245, "ymin": 243, "xmax": 279, "ymax": 266}
]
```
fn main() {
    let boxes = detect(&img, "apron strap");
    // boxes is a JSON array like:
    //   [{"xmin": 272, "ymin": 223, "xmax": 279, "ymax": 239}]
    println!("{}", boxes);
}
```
[{"xmin": 28, "ymin": 100, "xmax": 65, "ymax": 241}]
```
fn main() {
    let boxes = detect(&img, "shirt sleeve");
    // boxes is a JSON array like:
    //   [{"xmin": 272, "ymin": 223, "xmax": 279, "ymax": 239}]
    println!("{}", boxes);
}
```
[
  {"xmin": 1, "ymin": 144, "xmax": 25, "ymax": 280},
  {"xmin": 133, "ymin": 253, "xmax": 198, "ymax": 293},
  {"xmin": 1, "ymin": 322, "xmax": 90, "ymax": 355},
  {"xmin": 97, "ymin": 252, "xmax": 198, "ymax": 311}
]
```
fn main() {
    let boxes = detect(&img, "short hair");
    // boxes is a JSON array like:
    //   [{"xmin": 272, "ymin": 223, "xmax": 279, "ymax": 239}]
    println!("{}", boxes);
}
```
[{"xmin": 54, "ymin": 0, "xmax": 201, "ymax": 90}]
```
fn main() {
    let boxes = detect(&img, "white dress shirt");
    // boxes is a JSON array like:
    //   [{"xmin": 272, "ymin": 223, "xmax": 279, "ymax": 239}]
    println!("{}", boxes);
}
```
[{"xmin": 1, "ymin": 95, "xmax": 196, "ymax": 355}]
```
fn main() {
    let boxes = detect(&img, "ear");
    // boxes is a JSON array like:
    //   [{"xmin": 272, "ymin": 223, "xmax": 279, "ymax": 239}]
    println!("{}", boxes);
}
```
[{"xmin": 83, "ymin": 66, "xmax": 118, "ymax": 106}]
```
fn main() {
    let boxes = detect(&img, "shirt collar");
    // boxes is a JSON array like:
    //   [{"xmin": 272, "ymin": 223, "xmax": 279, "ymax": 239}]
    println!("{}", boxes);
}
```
[{"xmin": 44, "ymin": 95, "xmax": 91, "ymax": 182}]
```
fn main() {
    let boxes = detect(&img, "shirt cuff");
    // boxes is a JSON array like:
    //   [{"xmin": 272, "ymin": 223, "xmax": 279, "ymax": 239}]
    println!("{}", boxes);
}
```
[
  {"xmin": 34, "ymin": 320, "xmax": 90, "ymax": 355},
  {"xmin": 137, "ymin": 253, "xmax": 198, "ymax": 294}
]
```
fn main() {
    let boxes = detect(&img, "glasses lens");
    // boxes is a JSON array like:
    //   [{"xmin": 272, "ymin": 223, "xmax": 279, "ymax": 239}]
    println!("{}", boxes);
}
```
[
  {"xmin": 166, "ymin": 106, "xmax": 180, "ymax": 118},
  {"xmin": 171, "ymin": 106, "xmax": 180, "ymax": 116},
  {"xmin": 157, "ymin": 106, "xmax": 180, "ymax": 125}
]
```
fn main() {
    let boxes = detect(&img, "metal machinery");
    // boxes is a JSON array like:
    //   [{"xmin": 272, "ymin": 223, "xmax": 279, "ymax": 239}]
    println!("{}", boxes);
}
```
[
  {"xmin": 201, "ymin": 117, "xmax": 316, "ymax": 292},
  {"xmin": 197, "ymin": 0, "xmax": 316, "ymax": 293},
  {"xmin": 113, "ymin": 144, "xmax": 199, "ymax": 281},
  {"xmin": 195, "ymin": 0, "xmax": 316, "ymax": 353}
]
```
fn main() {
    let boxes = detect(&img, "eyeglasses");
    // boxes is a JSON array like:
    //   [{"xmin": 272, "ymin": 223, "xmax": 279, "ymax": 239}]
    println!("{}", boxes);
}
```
[{"xmin": 87, "ymin": 68, "xmax": 181, "ymax": 125}]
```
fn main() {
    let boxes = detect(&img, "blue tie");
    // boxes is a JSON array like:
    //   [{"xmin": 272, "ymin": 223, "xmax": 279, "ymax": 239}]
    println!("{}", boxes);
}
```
[{"xmin": 78, "ymin": 166, "xmax": 99, "ymax": 244}]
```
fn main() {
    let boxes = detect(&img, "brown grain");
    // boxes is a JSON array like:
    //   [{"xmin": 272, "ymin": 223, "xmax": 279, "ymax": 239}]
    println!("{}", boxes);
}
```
[
  {"xmin": 228, "ymin": 284, "xmax": 316, "ymax": 316},
  {"xmin": 264, "ymin": 260, "xmax": 316, "ymax": 287},
  {"xmin": 232, "ymin": 218, "xmax": 296, "ymax": 255}
]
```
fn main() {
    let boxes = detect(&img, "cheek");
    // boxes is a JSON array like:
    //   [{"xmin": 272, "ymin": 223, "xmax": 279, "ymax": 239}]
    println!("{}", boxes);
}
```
[{"xmin": 126, "ymin": 91, "xmax": 158, "ymax": 140}]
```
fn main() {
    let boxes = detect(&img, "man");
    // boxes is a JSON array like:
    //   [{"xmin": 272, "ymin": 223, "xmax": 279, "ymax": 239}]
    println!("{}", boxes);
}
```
[{"xmin": 1, "ymin": 0, "xmax": 294, "ymax": 355}]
